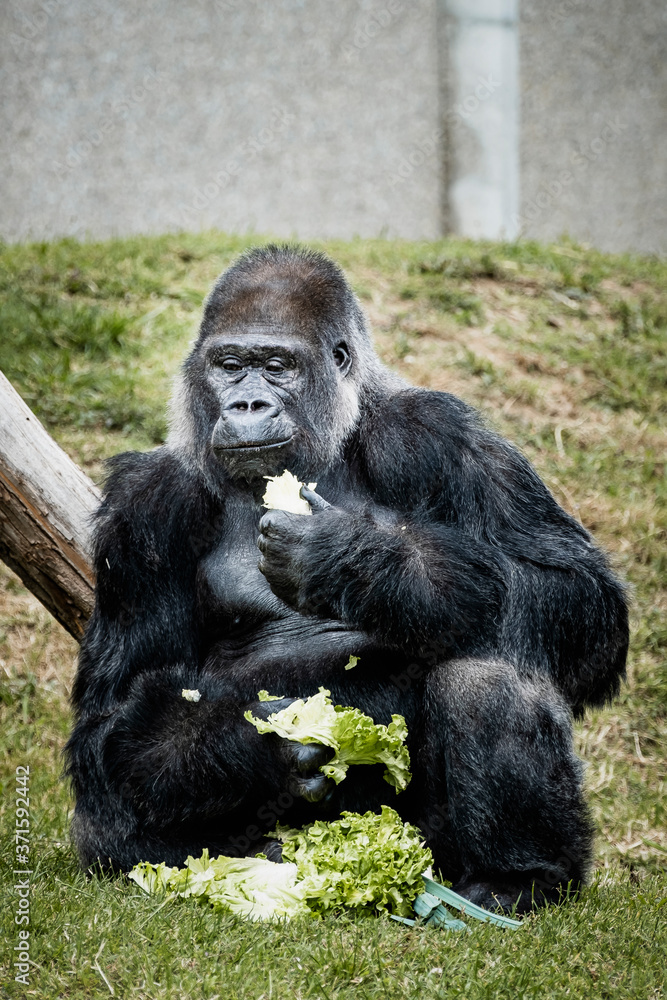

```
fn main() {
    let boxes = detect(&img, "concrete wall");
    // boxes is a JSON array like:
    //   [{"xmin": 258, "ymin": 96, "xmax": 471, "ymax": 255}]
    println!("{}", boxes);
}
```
[
  {"xmin": 519, "ymin": 0, "xmax": 667, "ymax": 254},
  {"xmin": 1, "ymin": 0, "xmax": 666, "ymax": 252},
  {"xmin": 0, "ymin": 0, "xmax": 443, "ymax": 242},
  {"xmin": 443, "ymin": 0, "xmax": 520, "ymax": 241}
]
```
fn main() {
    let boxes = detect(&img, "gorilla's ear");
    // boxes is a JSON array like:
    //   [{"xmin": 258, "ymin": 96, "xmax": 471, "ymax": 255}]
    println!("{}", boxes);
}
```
[{"xmin": 333, "ymin": 341, "xmax": 352, "ymax": 377}]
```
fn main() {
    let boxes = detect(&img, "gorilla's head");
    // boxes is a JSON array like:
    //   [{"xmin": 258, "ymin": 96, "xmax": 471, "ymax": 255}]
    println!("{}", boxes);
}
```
[{"xmin": 168, "ymin": 245, "xmax": 385, "ymax": 484}]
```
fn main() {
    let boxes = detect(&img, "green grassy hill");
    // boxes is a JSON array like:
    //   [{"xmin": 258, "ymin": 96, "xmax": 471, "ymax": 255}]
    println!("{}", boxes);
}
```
[{"xmin": 1, "ymin": 233, "xmax": 665, "ymax": 999}]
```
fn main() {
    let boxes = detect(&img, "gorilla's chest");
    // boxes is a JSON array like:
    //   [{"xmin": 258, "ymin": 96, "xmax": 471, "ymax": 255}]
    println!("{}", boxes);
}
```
[
  {"xmin": 195, "ymin": 474, "xmax": 374, "ymax": 645},
  {"xmin": 197, "ymin": 503, "xmax": 285, "ymax": 632}
]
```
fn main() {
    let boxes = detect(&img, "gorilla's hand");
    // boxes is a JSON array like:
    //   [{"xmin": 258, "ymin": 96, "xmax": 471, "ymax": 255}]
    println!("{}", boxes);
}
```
[
  {"xmin": 249, "ymin": 697, "xmax": 335, "ymax": 803},
  {"xmin": 257, "ymin": 488, "xmax": 351, "ymax": 617}
]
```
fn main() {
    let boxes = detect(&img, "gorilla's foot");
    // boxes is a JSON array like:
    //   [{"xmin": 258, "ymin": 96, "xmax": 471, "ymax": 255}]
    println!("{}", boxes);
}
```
[{"xmin": 452, "ymin": 871, "xmax": 572, "ymax": 915}]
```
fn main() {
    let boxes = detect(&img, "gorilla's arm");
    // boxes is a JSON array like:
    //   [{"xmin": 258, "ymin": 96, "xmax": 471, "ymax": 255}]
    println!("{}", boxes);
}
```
[
  {"xmin": 259, "ymin": 390, "xmax": 628, "ymax": 714},
  {"xmin": 259, "ymin": 508, "xmax": 507, "ymax": 653},
  {"xmin": 65, "ymin": 450, "xmax": 324, "ymax": 858}
]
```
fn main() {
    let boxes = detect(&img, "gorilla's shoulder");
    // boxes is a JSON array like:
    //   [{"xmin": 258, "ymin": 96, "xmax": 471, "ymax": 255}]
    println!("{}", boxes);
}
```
[
  {"xmin": 358, "ymin": 387, "xmax": 503, "ymax": 508},
  {"xmin": 101, "ymin": 447, "xmax": 198, "ymax": 511},
  {"xmin": 94, "ymin": 448, "xmax": 219, "ymax": 564},
  {"xmin": 373, "ymin": 387, "xmax": 480, "ymax": 434},
  {"xmin": 360, "ymin": 386, "xmax": 482, "ymax": 462}
]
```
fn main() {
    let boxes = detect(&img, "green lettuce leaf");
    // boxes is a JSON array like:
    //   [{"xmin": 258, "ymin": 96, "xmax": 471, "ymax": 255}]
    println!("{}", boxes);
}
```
[
  {"xmin": 245, "ymin": 687, "xmax": 339, "ymax": 749},
  {"xmin": 130, "ymin": 848, "xmax": 313, "ymax": 921},
  {"xmin": 128, "ymin": 860, "xmax": 178, "ymax": 895},
  {"xmin": 244, "ymin": 687, "xmax": 411, "ymax": 791}
]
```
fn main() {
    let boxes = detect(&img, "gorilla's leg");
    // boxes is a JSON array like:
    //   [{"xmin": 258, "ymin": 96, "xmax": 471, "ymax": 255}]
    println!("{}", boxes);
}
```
[
  {"xmin": 71, "ymin": 782, "xmax": 296, "ymax": 873},
  {"xmin": 416, "ymin": 657, "xmax": 593, "ymax": 913}
]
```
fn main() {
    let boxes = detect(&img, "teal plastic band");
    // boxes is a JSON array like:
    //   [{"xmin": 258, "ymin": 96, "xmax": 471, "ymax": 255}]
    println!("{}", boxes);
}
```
[{"xmin": 423, "ymin": 877, "xmax": 523, "ymax": 929}]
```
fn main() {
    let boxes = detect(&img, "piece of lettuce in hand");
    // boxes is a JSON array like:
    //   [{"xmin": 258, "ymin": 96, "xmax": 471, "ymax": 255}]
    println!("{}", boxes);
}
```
[
  {"xmin": 274, "ymin": 806, "xmax": 432, "ymax": 918},
  {"xmin": 262, "ymin": 471, "xmax": 317, "ymax": 515},
  {"xmin": 244, "ymin": 687, "xmax": 411, "ymax": 792},
  {"xmin": 326, "ymin": 707, "xmax": 410, "ymax": 791},
  {"xmin": 246, "ymin": 687, "xmax": 339, "ymax": 749}
]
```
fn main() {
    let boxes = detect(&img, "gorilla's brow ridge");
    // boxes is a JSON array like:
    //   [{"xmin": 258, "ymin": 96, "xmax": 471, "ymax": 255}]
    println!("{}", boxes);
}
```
[{"xmin": 204, "ymin": 338, "xmax": 305, "ymax": 366}]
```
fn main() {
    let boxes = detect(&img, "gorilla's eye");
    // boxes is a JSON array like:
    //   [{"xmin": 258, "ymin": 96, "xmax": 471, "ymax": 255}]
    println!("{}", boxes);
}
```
[
  {"xmin": 265, "ymin": 359, "xmax": 286, "ymax": 374},
  {"xmin": 221, "ymin": 357, "xmax": 244, "ymax": 372}
]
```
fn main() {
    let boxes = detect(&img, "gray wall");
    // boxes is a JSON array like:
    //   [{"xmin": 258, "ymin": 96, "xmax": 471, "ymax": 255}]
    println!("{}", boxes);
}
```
[
  {"xmin": 1, "ymin": 0, "xmax": 666, "ymax": 253},
  {"xmin": 519, "ymin": 0, "xmax": 667, "ymax": 254},
  {"xmin": 443, "ymin": 0, "xmax": 520, "ymax": 241},
  {"xmin": 1, "ymin": 0, "xmax": 443, "ymax": 243}
]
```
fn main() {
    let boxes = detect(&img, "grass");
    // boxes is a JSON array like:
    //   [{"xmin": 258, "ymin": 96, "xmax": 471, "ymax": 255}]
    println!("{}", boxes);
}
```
[{"xmin": 0, "ymin": 232, "xmax": 665, "ymax": 999}]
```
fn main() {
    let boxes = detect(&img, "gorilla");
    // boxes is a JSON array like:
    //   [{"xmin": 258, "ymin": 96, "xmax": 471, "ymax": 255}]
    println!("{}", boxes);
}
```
[{"xmin": 65, "ymin": 245, "xmax": 628, "ymax": 913}]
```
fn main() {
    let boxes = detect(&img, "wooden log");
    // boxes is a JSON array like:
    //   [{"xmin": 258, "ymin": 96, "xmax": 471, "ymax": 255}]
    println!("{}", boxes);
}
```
[{"xmin": 0, "ymin": 371, "xmax": 100, "ymax": 640}]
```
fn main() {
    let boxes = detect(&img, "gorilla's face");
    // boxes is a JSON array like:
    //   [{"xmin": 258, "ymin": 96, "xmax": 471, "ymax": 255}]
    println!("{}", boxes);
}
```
[
  {"xmin": 168, "ymin": 246, "xmax": 380, "ymax": 488},
  {"xmin": 199, "ymin": 327, "xmax": 352, "ymax": 482}
]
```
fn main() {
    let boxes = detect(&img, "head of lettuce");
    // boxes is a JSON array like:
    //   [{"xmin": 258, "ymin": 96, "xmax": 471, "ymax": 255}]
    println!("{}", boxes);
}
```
[{"xmin": 129, "ymin": 806, "xmax": 432, "ymax": 921}]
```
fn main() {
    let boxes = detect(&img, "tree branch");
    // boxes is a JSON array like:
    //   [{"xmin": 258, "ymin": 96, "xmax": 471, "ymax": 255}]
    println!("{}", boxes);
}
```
[{"xmin": 0, "ymin": 371, "xmax": 100, "ymax": 640}]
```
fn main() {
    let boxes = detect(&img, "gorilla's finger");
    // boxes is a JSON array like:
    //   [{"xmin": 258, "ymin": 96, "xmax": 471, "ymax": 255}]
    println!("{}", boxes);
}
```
[
  {"xmin": 290, "ymin": 772, "xmax": 334, "ymax": 803},
  {"xmin": 251, "ymin": 697, "xmax": 297, "ymax": 720},
  {"xmin": 253, "ymin": 838, "xmax": 284, "ymax": 863},
  {"xmin": 287, "ymin": 740, "xmax": 335, "ymax": 774},
  {"xmin": 259, "ymin": 510, "xmax": 293, "ymax": 536},
  {"xmin": 257, "ymin": 557, "xmax": 295, "ymax": 596},
  {"xmin": 300, "ymin": 486, "xmax": 332, "ymax": 513}
]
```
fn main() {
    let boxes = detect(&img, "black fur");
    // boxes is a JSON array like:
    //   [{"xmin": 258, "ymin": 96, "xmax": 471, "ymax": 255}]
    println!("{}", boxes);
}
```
[{"xmin": 65, "ymin": 245, "xmax": 628, "ymax": 912}]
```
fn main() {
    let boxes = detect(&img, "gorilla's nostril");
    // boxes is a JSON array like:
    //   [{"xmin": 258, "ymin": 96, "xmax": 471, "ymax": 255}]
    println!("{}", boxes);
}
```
[{"xmin": 227, "ymin": 399, "xmax": 272, "ymax": 414}]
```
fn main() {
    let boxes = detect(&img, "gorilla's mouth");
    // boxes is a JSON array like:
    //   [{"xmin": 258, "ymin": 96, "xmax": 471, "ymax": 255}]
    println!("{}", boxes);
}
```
[{"xmin": 221, "ymin": 436, "xmax": 294, "ymax": 452}]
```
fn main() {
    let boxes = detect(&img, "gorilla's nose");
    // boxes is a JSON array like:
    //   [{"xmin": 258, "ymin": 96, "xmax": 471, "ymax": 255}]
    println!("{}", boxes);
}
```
[
  {"xmin": 212, "ymin": 398, "xmax": 288, "ymax": 451},
  {"xmin": 224, "ymin": 398, "xmax": 278, "ymax": 416},
  {"xmin": 222, "ymin": 398, "xmax": 283, "ymax": 436}
]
